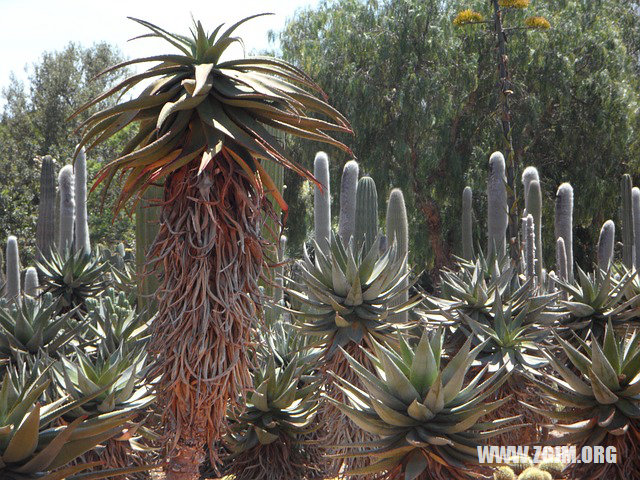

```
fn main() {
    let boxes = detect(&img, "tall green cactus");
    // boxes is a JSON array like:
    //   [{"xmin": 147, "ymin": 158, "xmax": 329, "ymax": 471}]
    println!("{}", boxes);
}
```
[
  {"xmin": 338, "ymin": 160, "xmax": 359, "ymax": 244},
  {"xmin": 313, "ymin": 152, "xmax": 331, "ymax": 253},
  {"xmin": 524, "ymin": 215, "xmax": 535, "ymax": 280},
  {"xmin": 597, "ymin": 220, "xmax": 615, "ymax": 271},
  {"xmin": 386, "ymin": 188, "xmax": 409, "ymax": 323},
  {"xmin": 487, "ymin": 152, "xmax": 508, "ymax": 258},
  {"xmin": 354, "ymin": 176, "xmax": 379, "ymax": 253},
  {"xmin": 633, "ymin": 187, "xmax": 640, "ymax": 271},
  {"xmin": 5, "ymin": 236, "xmax": 20, "ymax": 304},
  {"xmin": 555, "ymin": 183, "xmax": 574, "ymax": 282},
  {"xmin": 521, "ymin": 166, "xmax": 539, "ymax": 215},
  {"xmin": 73, "ymin": 147, "xmax": 90, "ymax": 255},
  {"xmin": 275, "ymin": 234, "xmax": 287, "ymax": 305},
  {"xmin": 135, "ymin": 184, "xmax": 162, "ymax": 317},
  {"xmin": 462, "ymin": 186, "xmax": 474, "ymax": 260},
  {"xmin": 527, "ymin": 179, "xmax": 543, "ymax": 280},
  {"xmin": 556, "ymin": 237, "xmax": 568, "ymax": 283},
  {"xmin": 36, "ymin": 155, "xmax": 56, "ymax": 260},
  {"xmin": 621, "ymin": 174, "xmax": 634, "ymax": 269},
  {"xmin": 57, "ymin": 165, "xmax": 75, "ymax": 254},
  {"xmin": 24, "ymin": 267, "xmax": 39, "ymax": 298}
]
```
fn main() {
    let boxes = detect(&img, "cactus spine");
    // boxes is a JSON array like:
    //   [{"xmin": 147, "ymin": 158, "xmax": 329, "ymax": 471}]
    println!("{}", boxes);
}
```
[
  {"xmin": 521, "ymin": 166, "xmax": 540, "ymax": 215},
  {"xmin": 338, "ymin": 160, "xmax": 359, "ymax": 244},
  {"xmin": 313, "ymin": 152, "xmax": 331, "ymax": 253},
  {"xmin": 633, "ymin": 187, "xmax": 640, "ymax": 271},
  {"xmin": 525, "ymin": 215, "xmax": 535, "ymax": 280},
  {"xmin": 386, "ymin": 188, "xmax": 409, "ymax": 322},
  {"xmin": 354, "ymin": 176, "xmax": 379, "ymax": 253},
  {"xmin": 462, "ymin": 186, "xmax": 474, "ymax": 260},
  {"xmin": 527, "ymin": 179, "xmax": 543, "ymax": 280},
  {"xmin": 487, "ymin": 152, "xmax": 508, "ymax": 258},
  {"xmin": 555, "ymin": 183, "xmax": 574, "ymax": 282},
  {"xmin": 36, "ymin": 155, "xmax": 56, "ymax": 260},
  {"xmin": 556, "ymin": 237, "xmax": 568, "ymax": 283},
  {"xmin": 58, "ymin": 165, "xmax": 75, "ymax": 254},
  {"xmin": 73, "ymin": 147, "xmax": 90, "ymax": 255},
  {"xmin": 5, "ymin": 236, "xmax": 20, "ymax": 304},
  {"xmin": 24, "ymin": 267, "xmax": 39, "ymax": 298},
  {"xmin": 597, "ymin": 220, "xmax": 615, "ymax": 272},
  {"xmin": 622, "ymin": 174, "xmax": 635, "ymax": 269}
]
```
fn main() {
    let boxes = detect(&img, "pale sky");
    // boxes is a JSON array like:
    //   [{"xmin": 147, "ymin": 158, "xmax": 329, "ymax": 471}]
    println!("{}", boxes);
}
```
[{"xmin": 0, "ymin": 0, "xmax": 319, "ymax": 101}]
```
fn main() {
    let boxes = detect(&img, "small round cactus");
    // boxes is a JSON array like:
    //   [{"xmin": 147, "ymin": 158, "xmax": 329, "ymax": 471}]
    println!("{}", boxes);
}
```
[
  {"xmin": 494, "ymin": 465, "xmax": 516, "ymax": 480},
  {"xmin": 508, "ymin": 456, "xmax": 534, "ymax": 475},
  {"xmin": 518, "ymin": 467, "xmax": 552, "ymax": 480},
  {"xmin": 538, "ymin": 458, "xmax": 564, "ymax": 479}
]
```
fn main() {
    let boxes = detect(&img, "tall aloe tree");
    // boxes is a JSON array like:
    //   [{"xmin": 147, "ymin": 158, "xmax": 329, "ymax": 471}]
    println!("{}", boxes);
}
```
[{"xmin": 72, "ymin": 15, "xmax": 352, "ymax": 480}]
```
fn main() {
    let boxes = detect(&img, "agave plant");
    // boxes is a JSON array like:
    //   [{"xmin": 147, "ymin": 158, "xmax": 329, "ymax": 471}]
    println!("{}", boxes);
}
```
[
  {"xmin": 73, "ymin": 14, "xmax": 351, "ymax": 478},
  {"xmin": 526, "ymin": 321, "xmax": 640, "ymax": 478},
  {"xmin": 0, "ymin": 293, "xmax": 77, "ymax": 359},
  {"xmin": 36, "ymin": 248, "xmax": 109, "ymax": 310},
  {"xmin": 0, "ymin": 362, "xmax": 155, "ymax": 479},
  {"xmin": 222, "ymin": 324, "xmax": 321, "ymax": 480},
  {"xmin": 329, "ymin": 330, "xmax": 519, "ymax": 480},
  {"xmin": 287, "ymin": 233, "xmax": 419, "ymax": 475},
  {"xmin": 85, "ymin": 287, "xmax": 149, "ymax": 354},
  {"xmin": 555, "ymin": 266, "xmax": 640, "ymax": 338}
]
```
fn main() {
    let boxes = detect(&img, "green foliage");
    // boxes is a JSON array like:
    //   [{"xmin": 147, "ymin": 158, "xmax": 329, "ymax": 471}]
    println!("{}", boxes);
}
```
[
  {"xmin": 0, "ymin": 42, "xmax": 135, "ymax": 263},
  {"xmin": 277, "ymin": 0, "xmax": 640, "ymax": 272}
]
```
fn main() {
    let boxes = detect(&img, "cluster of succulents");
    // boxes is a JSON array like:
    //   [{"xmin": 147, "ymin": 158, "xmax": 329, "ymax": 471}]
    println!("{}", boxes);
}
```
[{"xmin": 493, "ymin": 456, "xmax": 565, "ymax": 479}]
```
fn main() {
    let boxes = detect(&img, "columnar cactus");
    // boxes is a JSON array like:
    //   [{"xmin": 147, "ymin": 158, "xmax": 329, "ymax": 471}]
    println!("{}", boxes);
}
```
[
  {"xmin": 556, "ymin": 237, "xmax": 568, "ymax": 283},
  {"xmin": 621, "ymin": 174, "xmax": 634, "ymax": 269},
  {"xmin": 555, "ymin": 183, "xmax": 574, "ymax": 282},
  {"xmin": 5, "ymin": 236, "xmax": 20, "ymax": 304},
  {"xmin": 58, "ymin": 165, "xmax": 75, "ymax": 254},
  {"xmin": 313, "ymin": 152, "xmax": 331, "ymax": 253},
  {"xmin": 135, "ymin": 184, "xmax": 162, "ymax": 318},
  {"xmin": 487, "ymin": 152, "xmax": 508, "ymax": 258},
  {"xmin": 527, "ymin": 179, "xmax": 543, "ymax": 280},
  {"xmin": 354, "ymin": 176, "xmax": 379, "ymax": 253},
  {"xmin": 386, "ymin": 188, "xmax": 409, "ymax": 322},
  {"xmin": 338, "ymin": 160, "xmax": 359, "ymax": 244},
  {"xmin": 73, "ymin": 147, "xmax": 90, "ymax": 255},
  {"xmin": 24, "ymin": 267, "xmax": 39, "ymax": 298},
  {"xmin": 36, "ymin": 155, "xmax": 56, "ymax": 260},
  {"xmin": 524, "ymin": 215, "xmax": 535, "ymax": 281},
  {"xmin": 462, "ymin": 186, "xmax": 474, "ymax": 260},
  {"xmin": 521, "ymin": 166, "xmax": 540, "ymax": 215},
  {"xmin": 275, "ymin": 234, "xmax": 287, "ymax": 304},
  {"xmin": 633, "ymin": 187, "xmax": 640, "ymax": 271},
  {"xmin": 597, "ymin": 220, "xmax": 615, "ymax": 272}
]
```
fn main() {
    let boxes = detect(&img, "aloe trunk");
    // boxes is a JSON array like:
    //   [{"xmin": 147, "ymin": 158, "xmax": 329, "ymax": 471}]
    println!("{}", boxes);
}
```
[
  {"xmin": 313, "ymin": 152, "xmax": 331, "ymax": 253},
  {"xmin": 338, "ymin": 160, "xmax": 359, "ymax": 244},
  {"xmin": 58, "ymin": 165, "xmax": 75, "ymax": 254},
  {"xmin": 462, "ymin": 186, "xmax": 474, "ymax": 260},
  {"xmin": 555, "ymin": 183, "xmax": 574, "ymax": 282},
  {"xmin": 36, "ymin": 155, "xmax": 56, "ymax": 260},
  {"xmin": 74, "ymin": 147, "xmax": 91, "ymax": 255},
  {"xmin": 354, "ymin": 176, "xmax": 379, "ymax": 253},
  {"xmin": 487, "ymin": 152, "xmax": 508, "ymax": 258}
]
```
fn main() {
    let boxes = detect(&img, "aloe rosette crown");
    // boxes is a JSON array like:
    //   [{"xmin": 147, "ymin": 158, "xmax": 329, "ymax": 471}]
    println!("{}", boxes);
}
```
[
  {"xmin": 329, "ymin": 331, "xmax": 519, "ymax": 479},
  {"xmin": 525, "ymin": 321, "xmax": 640, "ymax": 477},
  {"xmin": 0, "ymin": 364, "xmax": 153, "ymax": 480}
]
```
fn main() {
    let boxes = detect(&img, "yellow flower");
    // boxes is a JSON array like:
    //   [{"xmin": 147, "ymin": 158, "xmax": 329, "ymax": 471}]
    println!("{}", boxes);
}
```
[
  {"xmin": 498, "ymin": 0, "xmax": 530, "ymax": 8},
  {"xmin": 453, "ymin": 9, "xmax": 484, "ymax": 26},
  {"xmin": 525, "ymin": 16, "xmax": 551, "ymax": 29}
]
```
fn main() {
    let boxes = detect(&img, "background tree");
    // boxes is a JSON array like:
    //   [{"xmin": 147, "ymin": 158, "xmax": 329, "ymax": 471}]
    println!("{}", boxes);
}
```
[
  {"xmin": 276, "ymin": 0, "xmax": 640, "ymax": 281},
  {"xmin": 0, "ymin": 42, "xmax": 135, "ymax": 262}
]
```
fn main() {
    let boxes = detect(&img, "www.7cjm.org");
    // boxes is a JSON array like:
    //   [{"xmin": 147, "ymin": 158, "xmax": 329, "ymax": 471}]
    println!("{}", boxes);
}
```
[{"xmin": 477, "ymin": 445, "xmax": 618, "ymax": 464}]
